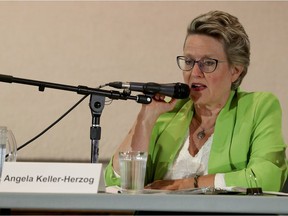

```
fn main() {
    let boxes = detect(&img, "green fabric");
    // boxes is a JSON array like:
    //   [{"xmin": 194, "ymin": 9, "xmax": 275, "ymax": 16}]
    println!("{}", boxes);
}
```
[{"xmin": 105, "ymin": 89, "xmax": 287, "ymax": 191}]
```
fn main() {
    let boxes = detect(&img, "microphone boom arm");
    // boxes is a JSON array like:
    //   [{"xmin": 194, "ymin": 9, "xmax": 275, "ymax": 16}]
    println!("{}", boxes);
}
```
[
  {"xmin": 0, "ymin": 74, "xmax": 152, "ymax": 103},
  {"xmin": 0, "ymin": 74, "xmax": 152, "ymax": 163}
]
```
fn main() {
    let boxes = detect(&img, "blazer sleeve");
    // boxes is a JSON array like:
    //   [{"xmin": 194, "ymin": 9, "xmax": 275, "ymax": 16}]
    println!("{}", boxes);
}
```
[
  {"xmin": 104, "ymin": 156, "xmax": 121, "ymax": 187},
  {"xmin": 224, "ymin": 93, "xmax": 287, "ymax": 191}
]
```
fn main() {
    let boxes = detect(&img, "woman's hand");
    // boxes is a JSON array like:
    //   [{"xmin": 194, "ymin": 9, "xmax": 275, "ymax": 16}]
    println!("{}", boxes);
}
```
[
  {"xmin": 140, "ymin": 94, "xmax": 178, "ymax": 123},
  {"xmin": 145, "ymin": 175, "xmax": 215, "ymax": 191},
  {"xmin": 145, "ymin": 178, "xmax": 194, "ymax": 190}
]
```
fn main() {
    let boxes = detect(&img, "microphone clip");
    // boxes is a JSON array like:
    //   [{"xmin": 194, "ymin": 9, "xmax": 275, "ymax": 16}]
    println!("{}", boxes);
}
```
[{"xmin": 122, "ymin": 88, "xmax": 132, "ymax": 97}]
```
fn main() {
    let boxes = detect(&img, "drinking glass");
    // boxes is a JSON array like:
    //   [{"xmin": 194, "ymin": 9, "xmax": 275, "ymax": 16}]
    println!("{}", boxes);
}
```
[
  {"xmin": 119, "ymin": 151, "xmax": 147, "ymax": 193},
  {"xmin": 0, "ymin": 126, "xmax": 17, "ymax": 177}
]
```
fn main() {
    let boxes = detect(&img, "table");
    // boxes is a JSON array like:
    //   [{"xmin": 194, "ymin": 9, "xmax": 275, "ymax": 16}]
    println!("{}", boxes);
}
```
[{"xmin": 0, "ymin": 191, "xmax": 288, "ymax": 214}]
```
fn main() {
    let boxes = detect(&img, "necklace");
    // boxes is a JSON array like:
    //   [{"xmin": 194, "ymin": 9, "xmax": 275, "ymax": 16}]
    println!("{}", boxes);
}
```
[
  {"xmin": 196, "ymin": 129, "xmax": 208, "ymax": 139},
  {"xmin": 194, "ymin": 118, "xmax": 215, "ymax": 140}
]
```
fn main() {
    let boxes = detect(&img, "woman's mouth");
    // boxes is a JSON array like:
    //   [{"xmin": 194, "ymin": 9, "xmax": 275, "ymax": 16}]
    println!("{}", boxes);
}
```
[{"xmin": 191, "ymin": 83, "xmax": 207, "ymax": 91}]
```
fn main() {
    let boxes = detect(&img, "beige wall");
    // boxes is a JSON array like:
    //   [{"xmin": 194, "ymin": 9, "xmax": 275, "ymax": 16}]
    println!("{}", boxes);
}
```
[{"xmin": 0, "ymin": 1, "xmax": 287, "ymax": 162}]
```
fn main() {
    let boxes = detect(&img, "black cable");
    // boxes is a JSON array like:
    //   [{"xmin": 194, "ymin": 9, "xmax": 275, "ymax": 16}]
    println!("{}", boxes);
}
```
[{"xmin": 16, "ymin": 94, "xmax": 89, "ymax": 152}]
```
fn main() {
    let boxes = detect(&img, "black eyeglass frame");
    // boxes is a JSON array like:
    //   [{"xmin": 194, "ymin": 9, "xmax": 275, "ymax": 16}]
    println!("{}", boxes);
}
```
[{"xmin": 176, "ymin": 56, "xmax": 225, "ymax": 73}]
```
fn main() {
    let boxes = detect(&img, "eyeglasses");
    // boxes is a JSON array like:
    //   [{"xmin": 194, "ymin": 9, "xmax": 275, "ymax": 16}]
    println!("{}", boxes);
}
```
[{"xmin": 176, "ymin": 56, "xmax": 225, "ymax": 73}]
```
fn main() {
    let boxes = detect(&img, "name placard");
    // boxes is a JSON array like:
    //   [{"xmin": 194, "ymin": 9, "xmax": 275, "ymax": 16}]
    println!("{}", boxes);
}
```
[{"xmin": 0, "ymin": 162, "xmax": 104, "ymax": 193}]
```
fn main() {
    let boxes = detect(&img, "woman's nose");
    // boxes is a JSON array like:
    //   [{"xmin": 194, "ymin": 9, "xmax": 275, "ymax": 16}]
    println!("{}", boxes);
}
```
[{"xmin": 190, "ymin": 63, "xmax": 204, "ymax": 77}]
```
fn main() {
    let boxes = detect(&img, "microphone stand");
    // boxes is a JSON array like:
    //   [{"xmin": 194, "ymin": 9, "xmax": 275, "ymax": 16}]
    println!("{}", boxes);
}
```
[
  {"xmin": 0, "ymin": 74, "xmax": 152, "ymax": 163},
  {"xmin": 89, "ymin": 94, "xmax": 104, "ymax": 163}
]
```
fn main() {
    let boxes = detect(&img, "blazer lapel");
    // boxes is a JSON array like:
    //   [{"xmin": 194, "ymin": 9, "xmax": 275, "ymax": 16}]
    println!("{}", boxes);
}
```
[
  {"xmin": 153, "ymin": 100, "xmax": 193, "ymax": 180},
  {"xmin": 208, "ymin": 90, "xmax": 237, "ymax": 173}
]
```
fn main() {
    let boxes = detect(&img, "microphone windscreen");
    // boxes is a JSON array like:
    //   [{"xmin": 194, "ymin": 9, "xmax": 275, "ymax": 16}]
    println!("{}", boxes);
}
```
[{"xmin": 174, "ymin": 83, "xmax": 190, "ymax": 99}]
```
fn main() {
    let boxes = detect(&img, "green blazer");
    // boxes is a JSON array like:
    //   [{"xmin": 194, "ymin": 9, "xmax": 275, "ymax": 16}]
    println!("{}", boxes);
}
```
[{"xmin": 105, "ymin": 90, "xmax": 287, "ymax": 191}]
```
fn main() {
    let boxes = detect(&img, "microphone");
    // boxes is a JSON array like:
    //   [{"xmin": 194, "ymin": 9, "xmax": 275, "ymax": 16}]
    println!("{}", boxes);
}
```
[{"xmin": 108, "ymin": 81, "xmax": 190, "ymax": 99}]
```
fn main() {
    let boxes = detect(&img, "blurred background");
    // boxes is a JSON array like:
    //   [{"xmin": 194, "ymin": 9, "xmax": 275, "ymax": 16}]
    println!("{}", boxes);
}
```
[{"xmin": 0, "ymin": 1, "xmax": 287, "ymax": 164}]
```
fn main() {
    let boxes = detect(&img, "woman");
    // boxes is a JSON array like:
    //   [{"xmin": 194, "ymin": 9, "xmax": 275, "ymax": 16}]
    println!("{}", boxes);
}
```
[{"xmin": 105, "ymin": 10, "xmax": 287, "ymax": 191}]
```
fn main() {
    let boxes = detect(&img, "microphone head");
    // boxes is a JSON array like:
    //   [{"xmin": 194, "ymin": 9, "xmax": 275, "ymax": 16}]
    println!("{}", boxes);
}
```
[{"xmin": 174, "ymin": 83, "xmax": 190, "ymax": 99}]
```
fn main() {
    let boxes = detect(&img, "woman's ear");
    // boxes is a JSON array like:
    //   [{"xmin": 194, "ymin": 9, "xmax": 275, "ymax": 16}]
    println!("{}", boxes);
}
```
[{"xmin": 231, "ymin": 65, "xmax": 244, "ymax": 82}]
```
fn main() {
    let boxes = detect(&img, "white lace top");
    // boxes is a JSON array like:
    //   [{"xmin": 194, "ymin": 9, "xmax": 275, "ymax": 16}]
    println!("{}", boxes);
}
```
[
  {"xmin": 163, "ymin": 134, "xmax": 213, "ymax": 180},
  {"xmin": 163, "ymin": 133, "xmax": 226, "ymax": 188}
]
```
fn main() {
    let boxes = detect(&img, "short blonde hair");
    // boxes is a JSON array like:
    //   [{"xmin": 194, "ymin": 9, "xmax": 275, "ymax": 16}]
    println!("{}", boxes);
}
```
[{"xmin": 186, "ymin": 11, "xmax": 250, "ymax": 90}]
